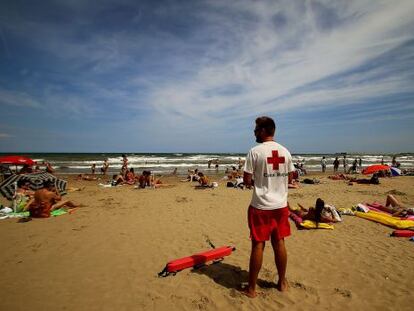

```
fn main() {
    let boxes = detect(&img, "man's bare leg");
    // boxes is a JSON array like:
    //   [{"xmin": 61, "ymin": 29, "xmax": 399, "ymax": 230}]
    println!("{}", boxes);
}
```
[
  {"xmin": 52, "ymin": 200, "xmax": 79, "ymax": 211},
  {"xmin": 271, "ymin": 237, "xmax": 288, "ymax": 291},
  {"xmin": 386, "ymin": 194, "xmax": 400, "ymax": 207},
  {"xmin": 242, "ymin": 240, "xmax": 265, "ymax": 298}
]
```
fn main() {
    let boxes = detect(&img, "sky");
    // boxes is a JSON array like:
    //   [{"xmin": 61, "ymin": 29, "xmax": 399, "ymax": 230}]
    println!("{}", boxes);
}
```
[{"xmin": 0, "ymin": 0, "xmax": 413, "ymax": 154}]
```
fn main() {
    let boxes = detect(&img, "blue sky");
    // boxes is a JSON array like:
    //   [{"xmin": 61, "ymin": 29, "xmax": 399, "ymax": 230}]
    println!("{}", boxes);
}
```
[{"xmin": 0, "ymin": 0, "xmax": 413, "ymax": 153}]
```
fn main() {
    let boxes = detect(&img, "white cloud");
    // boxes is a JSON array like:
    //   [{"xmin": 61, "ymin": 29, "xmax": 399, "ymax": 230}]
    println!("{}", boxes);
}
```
[
  {"xmin": 144, "ymin": 0, "xmax": 414, "ymax": 122},
  {"xmin": 0, "ymin": 133, "xmax": 11, "ymax": 138},
  {"xmin": 1, "ymin": 0, "xmax": 413, "ymax": 126},
  {"xmin": 0, "ymin": 89, "xmax": 43, "ymax": 108}
]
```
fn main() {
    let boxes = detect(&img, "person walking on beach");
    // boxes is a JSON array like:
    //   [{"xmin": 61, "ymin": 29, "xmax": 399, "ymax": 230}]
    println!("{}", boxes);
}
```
[
  {"xmin": 343, "ymin": 155, "xmax": 348, "ymax": 173},
  {"xmin": 321, "ymin": 156, "xmax": 327, "ymax": 173},
  {"xmin": 121, "ymin": 154, "xmax": 128, "ymax": 170},
  {"xmin": 91, "ymin": 163, "xmax": 96, "ymax": 175},
  {"xmin": 242, "ymin": 116, "xmax": 294, "ymax": 298},
  {"xmin": 101, "ymin": 159, "xmax": 109, "ymax": 175},
  {"xmin": 333, "ymin": 157, "xmax": 340, "ymax": 173}
]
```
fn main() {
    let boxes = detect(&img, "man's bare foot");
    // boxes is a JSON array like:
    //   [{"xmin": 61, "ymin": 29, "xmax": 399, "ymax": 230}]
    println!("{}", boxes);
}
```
[
  {"xmin": 239, "ymin": 286, "xmax": 257, "ymax": 298},
  {"xmin": 277, "ymin": 279, "xmax": 289, "ymax": 292}
]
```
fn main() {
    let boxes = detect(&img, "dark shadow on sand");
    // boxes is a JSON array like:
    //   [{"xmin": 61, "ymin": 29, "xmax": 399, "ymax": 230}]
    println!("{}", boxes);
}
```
[{"xmin": 190, "ymin": 262, "xmax": 277, "ymax": 290}]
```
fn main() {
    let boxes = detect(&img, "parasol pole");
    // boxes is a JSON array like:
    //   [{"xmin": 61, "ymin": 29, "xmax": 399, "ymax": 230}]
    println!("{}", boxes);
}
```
[{"xmin": 12, "ymin": 181, "xmax": 18, "ymax": 213}]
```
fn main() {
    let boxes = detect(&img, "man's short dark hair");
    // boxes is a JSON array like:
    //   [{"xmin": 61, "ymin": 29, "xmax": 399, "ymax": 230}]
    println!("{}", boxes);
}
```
[{"xmin": 255, "ymin": 116, "xmax": 276, "ymax": 136}]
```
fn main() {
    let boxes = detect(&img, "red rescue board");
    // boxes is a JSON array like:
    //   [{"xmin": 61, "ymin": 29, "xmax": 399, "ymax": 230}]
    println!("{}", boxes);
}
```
[
  {"xmin": 159, "ymin": 246, "xmax": 235, "ymax": 277},
  {"xmin": 391, "ymin": 230, "xmax": 414, "ymax": 237}
]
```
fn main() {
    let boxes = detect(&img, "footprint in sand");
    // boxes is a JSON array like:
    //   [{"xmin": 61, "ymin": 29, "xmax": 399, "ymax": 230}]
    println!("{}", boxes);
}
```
[
  {"xmin": 292, "ymin": 281, "xmax": 318, "ymax": 295},
  {"xmin": 334, "ymin": 287, "xmax": 352, "ymax": 298},
  {"xmin": 31, "ymin": 243, "xmax": 42, "ymax": 252},
  {"xmin": 176, "ymin": 196, "xmax": 191, "ymax": 203},
  {"xmin": 191, "ymin": 296, "xmax": 210, "ymax": 310},
  {"xmin": 72, "ymin": 225, "xmax": 87, "ymax": 231}
]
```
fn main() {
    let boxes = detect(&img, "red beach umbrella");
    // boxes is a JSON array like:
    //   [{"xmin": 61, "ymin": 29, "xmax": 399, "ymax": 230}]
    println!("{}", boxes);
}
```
[
  {"xmin": 0, "ymin": 155, "xmax": 36, "ymax": 166},
  {"xmin": 362, "ymin": 164, "xmax": 390, "ymax": 175}
]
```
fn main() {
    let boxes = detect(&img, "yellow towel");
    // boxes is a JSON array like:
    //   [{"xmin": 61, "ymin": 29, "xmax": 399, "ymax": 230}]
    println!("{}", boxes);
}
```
[{"xmin": 301, "ymin": 220, "xmax": 334, "ymax": 230}]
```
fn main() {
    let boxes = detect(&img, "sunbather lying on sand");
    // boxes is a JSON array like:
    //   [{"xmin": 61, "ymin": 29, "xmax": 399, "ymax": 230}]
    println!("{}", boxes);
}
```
[
  {"xmin": 383, "ymin": 195, "xmax": 414, "ymax": 217},
  {"xmin": 77, "ymin": 174, "xmax": 98, "ymax": 181},
  {"xmin": 328, "ymin": 174, "xmax": 351, "ymax": 180},
  {"xmin": 289, "ymin": 198, "xmax": 338, "ymax": 224}
]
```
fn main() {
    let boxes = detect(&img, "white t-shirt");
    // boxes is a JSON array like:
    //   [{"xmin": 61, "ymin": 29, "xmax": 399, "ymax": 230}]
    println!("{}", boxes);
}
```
[{"xmin": 244, "ymin": 141, "xmax": 295, "ymax": 210}]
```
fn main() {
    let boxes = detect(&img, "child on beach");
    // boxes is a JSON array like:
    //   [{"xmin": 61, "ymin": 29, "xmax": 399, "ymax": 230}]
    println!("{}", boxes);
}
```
[{"xmin": 13, "ymin": 179, "xmax": 34, "ymax": 212}]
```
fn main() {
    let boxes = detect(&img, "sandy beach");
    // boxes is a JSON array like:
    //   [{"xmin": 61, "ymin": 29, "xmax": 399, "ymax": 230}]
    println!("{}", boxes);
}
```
[{"xmin": 0, "ymin": 173, "xmax": 413, "ymax": 311}]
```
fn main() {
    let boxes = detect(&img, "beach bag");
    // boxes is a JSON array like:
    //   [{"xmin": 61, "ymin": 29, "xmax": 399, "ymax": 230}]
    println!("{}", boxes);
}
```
[
  {"xmin": 324, "ymin": 204, "xmax": 342, "ymax": 222},
  {"xmin": 356, "ymin": 203, "xmax": 370, "ymax": 213}
]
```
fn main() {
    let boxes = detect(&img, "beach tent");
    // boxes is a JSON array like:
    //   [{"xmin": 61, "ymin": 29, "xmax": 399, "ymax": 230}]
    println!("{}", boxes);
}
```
[{"xmin": 0, "ymin": 172, "xmax": 66, "ymax": 200}]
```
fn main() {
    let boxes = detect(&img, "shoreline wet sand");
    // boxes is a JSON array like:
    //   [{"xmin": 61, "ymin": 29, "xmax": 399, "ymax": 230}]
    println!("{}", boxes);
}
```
[{"xmin": 0, "ymin": 172, "xmax": 413, "ymax": 310}]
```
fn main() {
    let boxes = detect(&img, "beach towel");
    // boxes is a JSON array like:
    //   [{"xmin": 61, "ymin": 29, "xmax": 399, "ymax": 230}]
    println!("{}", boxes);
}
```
[
  {"xmin": 98, "ymin": 183, "xmax": 114, "ymax": 188},
  {"xmin": 0, "ymin": 208, "xmax": 69, "ymax": 219},
  {"xmin": 289, "ymin": 212, "xmax": 334, "ymax": 230},
  {"xmin": 338, "ymin": 208, "xmax": 355, "ymax": 216}
]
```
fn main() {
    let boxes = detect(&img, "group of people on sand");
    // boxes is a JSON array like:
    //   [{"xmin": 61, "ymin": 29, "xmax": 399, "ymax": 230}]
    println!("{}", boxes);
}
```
[
  {"xmin": 85, "ymin": 154, "xmax": 170, "ymax": 189},
  {"xmin": 329, "ymin": 156, "xmax": 362, "ymax": 174},
  {"xmin": 328, "ymin": 172, "xmax": 380, "ymax": 185},
  {"xmin": 182, "ymin": 169, "xmax": 215, "ymax": 188},
  {"xmin": 13, "ymin": 179, "xmax": 81, "ymax": 218}
]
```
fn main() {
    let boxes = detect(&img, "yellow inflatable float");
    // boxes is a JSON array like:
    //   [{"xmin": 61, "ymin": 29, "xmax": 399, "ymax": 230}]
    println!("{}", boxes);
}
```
[{"xmin": 355, "ymin": 211, "xmax": 414, "ymax": 229}]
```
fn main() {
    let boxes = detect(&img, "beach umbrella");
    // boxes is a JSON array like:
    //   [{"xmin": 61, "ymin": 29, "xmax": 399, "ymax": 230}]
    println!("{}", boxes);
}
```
[
  {"xmin": 0, "ymin": 172, "xmax": 66, "ymax": 200},
  {"xmin": 362, "ymin": 164, "xmax": 390, "ymax": 175},
  {"xmin": 0, "ymin": 155, "xmax": 36, "ymax": 166},
  {"xmin": 390, "ymin": 167, "xmax": 401, "ymax": 176}
]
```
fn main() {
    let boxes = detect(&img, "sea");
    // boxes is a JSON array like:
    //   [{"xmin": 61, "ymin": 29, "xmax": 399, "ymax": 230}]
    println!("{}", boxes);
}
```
[{"xmin": 2, "ymin": 152, "xmax": 413, "ymax": 175}]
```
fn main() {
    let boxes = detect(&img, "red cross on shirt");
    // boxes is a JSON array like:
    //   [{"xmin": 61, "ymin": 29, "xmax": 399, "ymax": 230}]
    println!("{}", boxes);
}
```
[{"xmin": 267, "ymin": 150, "xmax": 285, "ymax": 170}]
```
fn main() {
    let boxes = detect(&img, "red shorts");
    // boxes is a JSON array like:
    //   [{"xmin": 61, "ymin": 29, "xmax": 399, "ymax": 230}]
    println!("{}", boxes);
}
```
[{"xmin": 248, "ymin": 206, "xmax": 291, "ymax": 242}]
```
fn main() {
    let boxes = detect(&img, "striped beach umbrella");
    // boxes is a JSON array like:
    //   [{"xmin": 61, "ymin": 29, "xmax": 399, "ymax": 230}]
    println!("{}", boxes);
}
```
[{"xmin": 0, "ymin": 172, "xmax": 67, "ymax": 200}]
